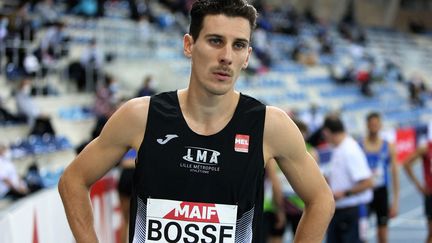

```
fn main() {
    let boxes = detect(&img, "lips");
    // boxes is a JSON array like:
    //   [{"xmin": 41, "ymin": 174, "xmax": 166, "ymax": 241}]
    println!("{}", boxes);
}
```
[
  {"xmin": 214, "ymin": 71, "xmax": 230, "ymax": 76},
  {"xmin": 213, "ymin": 72, "xmax": 231, "ymax": 81}
]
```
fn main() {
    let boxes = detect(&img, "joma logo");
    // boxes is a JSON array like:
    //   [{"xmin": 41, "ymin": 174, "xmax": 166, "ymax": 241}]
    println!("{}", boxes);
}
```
[{"xmin": 183, "ymin": 146, "xmax": 220, "ymax": 165}]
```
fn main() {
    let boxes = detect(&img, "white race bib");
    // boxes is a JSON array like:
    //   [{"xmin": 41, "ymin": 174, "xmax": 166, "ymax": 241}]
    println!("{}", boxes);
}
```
[{"xmin": 145, "ymin": 198, "xmax": 237, "ymax": 243}]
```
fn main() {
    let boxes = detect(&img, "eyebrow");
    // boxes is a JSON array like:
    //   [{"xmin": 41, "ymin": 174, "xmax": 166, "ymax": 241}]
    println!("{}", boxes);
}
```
[{"xmin": 205, "ymin": 34, "xmax": 250, "ymax": 45}]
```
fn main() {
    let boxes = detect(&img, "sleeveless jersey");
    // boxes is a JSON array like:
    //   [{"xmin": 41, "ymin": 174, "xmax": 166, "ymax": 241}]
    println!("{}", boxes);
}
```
[
  {"xmin": 361, "ymin": 140, "xmax": 391, "ymax": 188},
  {"xmin": 129, "ymin": 91, "xmax": 266, "ymax": 243},
  {"xmin": 423, "ymin": 142, "xmax": 432, "ymax": 191}
]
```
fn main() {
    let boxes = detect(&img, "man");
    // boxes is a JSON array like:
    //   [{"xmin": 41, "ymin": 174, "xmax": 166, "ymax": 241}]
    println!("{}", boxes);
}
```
[
  {"xmin": 360, "ymin": 112, "xmax": 399, "ymax": 243},
  {"xmin": 403, "ymin": 140, "xmax": 432, "ymax": 243},
  {"xmin": 58, "ymin": 1, "xmax": 335, "ymax": 242},
  {"xmin": 322, "ymin": 115, "xmax": 373, "ymax": 243}
]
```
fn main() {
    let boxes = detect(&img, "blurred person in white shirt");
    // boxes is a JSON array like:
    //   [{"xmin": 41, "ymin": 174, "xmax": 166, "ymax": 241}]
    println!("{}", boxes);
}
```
[
  {"xmin": 323, "ymin": 115, "xmax": 373, "ymax": 243},
  {"xmin": 0, "ymin": 144, "xmax": 29, "ymax": 200},
  {"xmin": 14, "ymin": 78, "xmax": 40, "ymax": 125}
]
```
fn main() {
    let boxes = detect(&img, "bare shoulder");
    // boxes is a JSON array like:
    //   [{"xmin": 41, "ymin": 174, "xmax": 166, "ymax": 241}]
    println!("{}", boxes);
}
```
[
  {"xmin": 264, "ymin": 106, "xmax": 297, "ymax": 135},
  {"xmin": 112, "ymin": 97, "xmax": 150, "ymax": 127},
  {"xmin": 264, "ymin": 106, "xmax": 305, "ymax": 161},
  {"xmin": 100, "ymin": 97, "xmax": 150, "ymax": 149},
  {"xmin": 118, "ymin": 96, "xmax": 150, "ymax": 119}
]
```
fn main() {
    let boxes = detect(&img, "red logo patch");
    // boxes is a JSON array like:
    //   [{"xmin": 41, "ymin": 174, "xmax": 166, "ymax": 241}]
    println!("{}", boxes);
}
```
[
  {"xmin": 234, "ymin": 134, "xmax": 249, "ymax": 153},
  {"xmin": 163, "ymin": 202, "xmax": 220, "ymax": 223}
]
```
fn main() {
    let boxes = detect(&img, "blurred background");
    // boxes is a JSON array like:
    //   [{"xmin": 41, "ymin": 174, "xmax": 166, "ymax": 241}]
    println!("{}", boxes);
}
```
[{"xmin": 0, "ymin": 0, "xmax": 431, "ymax": 242}]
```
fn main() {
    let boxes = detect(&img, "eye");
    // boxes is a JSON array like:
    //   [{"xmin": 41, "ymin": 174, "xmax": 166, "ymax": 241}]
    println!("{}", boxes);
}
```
[
  {"xmin": 234, "ymin": 42, "xmax": 247, "ymax": 50},
  {"xmin": 208, "ymin": 38, "xmax": 223, "ymax": 46}
]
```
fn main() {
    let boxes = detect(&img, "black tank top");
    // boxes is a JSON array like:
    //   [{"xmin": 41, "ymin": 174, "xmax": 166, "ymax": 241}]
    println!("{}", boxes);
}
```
[{"xmin": 129, "ymin": 91, "xmax": 266, "ymax": 243}]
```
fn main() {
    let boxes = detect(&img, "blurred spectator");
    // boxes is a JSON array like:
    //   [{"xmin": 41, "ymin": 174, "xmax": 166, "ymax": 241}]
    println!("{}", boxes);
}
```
[
  {"xmin": 0, "ymin": 143, "xmax": 29, "ymax": 200},
  {"xmin": 4, "ymin": 2, "xmax": 36, "ymax": 80},
  {"xmin": 68, "ymin": 36, "xmax": 114, "ymax": 92},
  {"xmin": 384, "ymin": 61, "xmax": 403, "ymax": 83},
  {"xmin": 93, "ymin": 75, "xmax": 119, "ymax": 119},
  {"xmin": 407, "ymin": 73, "xmax": 428, "ymax": 107},
  {"xmin": 7, "ymin": 1, "xmax": 35, "ymax": 41},
  {"xmin": 35, "ymin": 21, "xmax": 69, "ymax": 69},
  {"xmin": 317, "ymin": 30, "xmax": 333, "ymax": 55},
  {"xmin": 34, "ymin": 0, "xmax": 62, "ymax": 26},
  {"xmin": 330, "ymin": 61, "xmax": 356, "ymax": 84},
  {"xmin": 357, "ymin": 67, "xmax": 373, "ymax": 97},
  {"xmin": 252, "ymin": 26, "xmax": 272, "ymax": 67},
  {"xmin": 299, "ymin": 103, "xmax": 324, "ymax": 135},
  {"xmin": 128, "ymin": 0, "xmax": 154, "ymax": 21},
  {"xmin": 81, "ymin": 38, "xmax": 104, "ymax": 69},
  {"xmin": 23, "ymin": 162, "xmax": 44, "ymax": 193},
  {"xmin": 136, "ymin": 15, "xmax": 152, "ymax": 44},
  {"xmin": 322, "ymin": 115, "xmax": 373, "ymax": 243},
  {"xmin": 14, "ymin": 78, "xmax": 55, "ymax": 136},
  {"xmin": 14, "ymin": 78, "xmax": 40, "ymax": 125},
  {"xmin": 0, "ymin": 95, "xmax": 26, "ymax": 124},
  {"xmin": 80, "ymin": 38, "xmax": 104, "ymax": 90},
  {"xmin": 136, "ymin": 75, "xmax": 156, "ymax": 97},
  {"xmin": 291, "ymin": 38, "xmax": 319, "ymax": 66}
]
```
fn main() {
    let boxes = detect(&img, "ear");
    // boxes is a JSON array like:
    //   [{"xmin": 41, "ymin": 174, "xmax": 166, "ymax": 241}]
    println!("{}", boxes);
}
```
[
  {"xmin": 183, "ymin": 34, "xmax": 194, "ymax": 58},
  {"xmin": 242, "ymin": 46, "xmax": 253, "ymax": 69}
]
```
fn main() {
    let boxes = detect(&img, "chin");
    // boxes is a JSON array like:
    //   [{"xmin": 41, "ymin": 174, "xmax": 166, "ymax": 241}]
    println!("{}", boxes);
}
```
[
  {"xmin": 206, "ymin": 85, "xmax": 232, "ymax": 96},
  {"xmin": 208, "ymin": 88, "xmax": 230, "ymax": 96}
]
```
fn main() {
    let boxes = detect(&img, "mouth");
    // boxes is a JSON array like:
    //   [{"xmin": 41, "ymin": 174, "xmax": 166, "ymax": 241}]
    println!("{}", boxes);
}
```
[{"xmin": 212, "ymin": 71, "xmax": 232, "ymax": 81}]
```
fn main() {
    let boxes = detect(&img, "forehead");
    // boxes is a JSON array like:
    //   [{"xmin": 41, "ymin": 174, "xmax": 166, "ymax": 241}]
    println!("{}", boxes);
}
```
[
  {"xmin": 200, "ymin": 14, "xmax": 251, "ymax": 41},
  {"xmin": 368, "ymin": 117, "xmax": 381, "ymax": 123}
]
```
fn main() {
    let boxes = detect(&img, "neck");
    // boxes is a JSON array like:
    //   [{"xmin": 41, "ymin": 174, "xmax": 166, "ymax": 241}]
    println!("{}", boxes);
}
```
[
  {"xmin": 333, "ymin": 132, "xmax": 346, "ymax": 146},
  {"xmin": 367, "ymin": 133, "xmax": 380, "ymax": 142},
  {"xmin": 178, "ymin": 89, "xmax": 240, "ymax": 135}
]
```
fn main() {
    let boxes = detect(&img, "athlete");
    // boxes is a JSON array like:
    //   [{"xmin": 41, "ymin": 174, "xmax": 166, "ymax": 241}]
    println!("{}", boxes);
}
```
[
  {"xmin": 58, "ymin": 1, "xmax": 335, "ymax": 242},
  {"xmin": 403, "ymin": 140, "xmax": 432, "ymax": 243},
  {"xmin": 360, "ymin": 112, "xmax": 399, "ymax": 243}
]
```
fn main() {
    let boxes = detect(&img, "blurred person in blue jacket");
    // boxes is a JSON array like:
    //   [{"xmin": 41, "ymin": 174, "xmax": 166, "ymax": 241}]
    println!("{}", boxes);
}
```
[{"xmin": 135, "ymin": 75, "xmax": 157, "ymax": 97}]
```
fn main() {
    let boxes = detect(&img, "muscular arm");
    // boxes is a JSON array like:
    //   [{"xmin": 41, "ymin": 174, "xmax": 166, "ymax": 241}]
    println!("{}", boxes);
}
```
[
  {"xmin": 403, "ymin": 146, "xmax": 427, "ymax": 194},
  {"xmin": 58, "ymin": 98, "xmax": 149, "ymax": 243},
  {"xmin": 389, "ymin": 143, "xmax": 400, "ymax": 217},
  {"xmin": 264, "ymin": 106, "xmax": 335, "ymax": 243}
]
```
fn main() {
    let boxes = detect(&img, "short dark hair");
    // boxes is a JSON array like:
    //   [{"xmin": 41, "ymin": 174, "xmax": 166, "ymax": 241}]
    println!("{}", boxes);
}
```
[
  {"xmin": 189, "ymin": 0, "xmax": 258, "ymax": 41},
  {"xmin": 366, "ymin": 111, "xmax": 380, "ymax": 122},
  {"xmin": 322, "ymin": 116, "xmax": 345, "ymax": 133}
]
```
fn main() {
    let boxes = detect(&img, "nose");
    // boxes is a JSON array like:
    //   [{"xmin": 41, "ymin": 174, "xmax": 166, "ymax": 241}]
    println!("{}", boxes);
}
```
[{"xmin": 218, "ymin": 45, "xmax": 233, "ymax": 66}]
